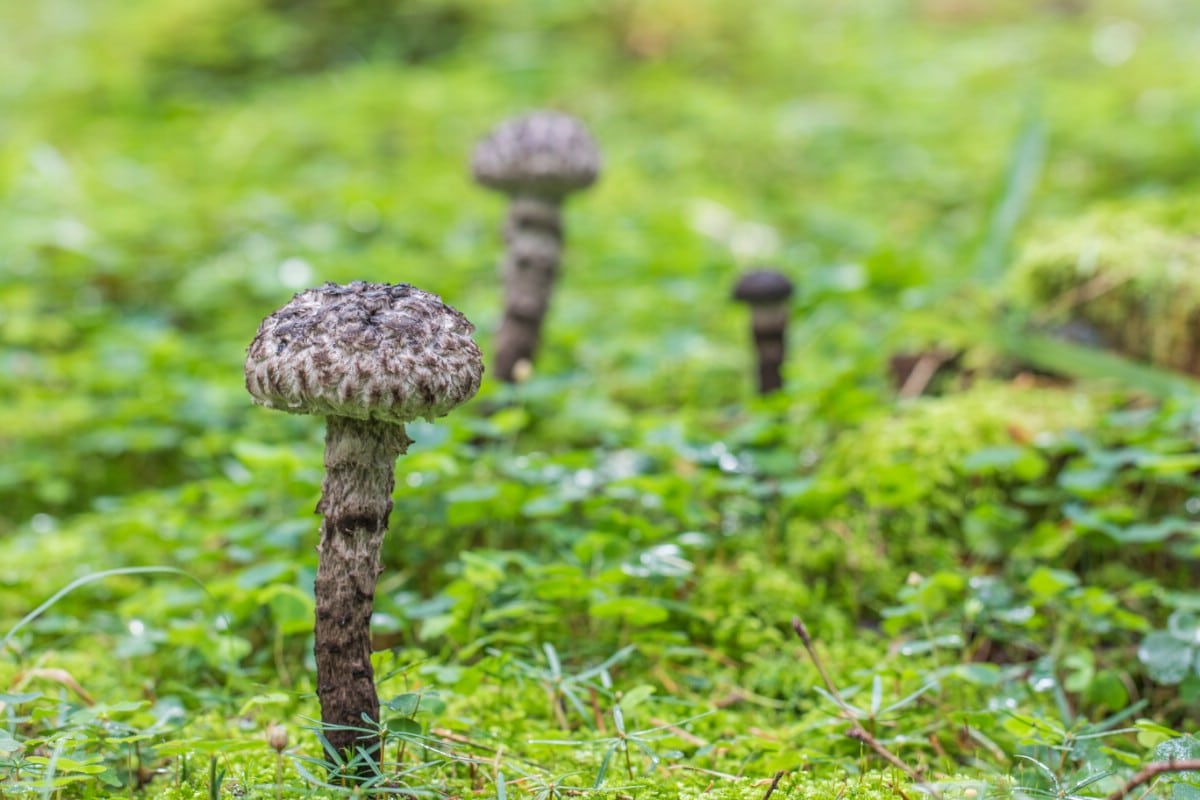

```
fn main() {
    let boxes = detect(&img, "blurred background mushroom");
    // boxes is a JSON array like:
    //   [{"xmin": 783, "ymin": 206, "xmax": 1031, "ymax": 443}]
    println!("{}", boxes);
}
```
[
  {"xmin": 732, "ymin": 269, "xmax": 795, "ymax": 395},
  {"xmin": 472, "ymin": 110, "xmax": 601, "ymax": 382}
]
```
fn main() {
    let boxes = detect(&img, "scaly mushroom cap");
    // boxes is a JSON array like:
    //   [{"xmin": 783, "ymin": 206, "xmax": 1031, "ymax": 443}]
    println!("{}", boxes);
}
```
[
  {"xmin": 732, "ymin": 270, "xmax": 795, "ymax": 305},
  {"xmin": 471, "ymin": 111, "xmax": 601, "ymax": 199},
  {"xmin": 245, "ymin": 281, "xmax": 484, "ymax": 425}
]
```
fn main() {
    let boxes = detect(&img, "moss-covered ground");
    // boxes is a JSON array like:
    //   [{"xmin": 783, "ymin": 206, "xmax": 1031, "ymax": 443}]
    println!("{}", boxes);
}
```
[{"xmin": 2, "ymin": 1, "xmax": 1199, "ymax": 797}]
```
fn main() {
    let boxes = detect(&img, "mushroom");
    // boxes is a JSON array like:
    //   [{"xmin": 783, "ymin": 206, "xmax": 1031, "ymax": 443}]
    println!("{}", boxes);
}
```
[
  {"xmin": 732, "ymin": 270, "xmax": 795, "ymax": 395},
  {"xmin": 471, "ymin": 110, "xmax": 601, "ymax": 382},
  {"xmin": 245, "ymin": 281, "xmax": 483, "ymax": 768}
]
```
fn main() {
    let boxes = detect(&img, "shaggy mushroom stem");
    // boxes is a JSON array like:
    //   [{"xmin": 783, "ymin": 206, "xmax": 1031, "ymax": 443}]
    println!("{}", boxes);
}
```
[
  {"xmin": 312, "ymin": 416, "xmax": 412, "ymax": 762},
  {"xmin": 494, "ymin": 196, "xmax": 565, "ymax": 382}
]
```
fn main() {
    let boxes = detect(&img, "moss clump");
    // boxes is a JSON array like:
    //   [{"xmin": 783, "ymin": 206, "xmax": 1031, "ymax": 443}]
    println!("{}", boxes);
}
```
[
  {"xmin": 1012, "ymin": 208, "xmax": 1200, "ymax": 375},
  {"xmin": 804, "ymin": 383, "xmax": 1097, "ymax": 587},
  {"xmin": 822, "ymin": 382, "xmax": 1095, "ymax": 514}
]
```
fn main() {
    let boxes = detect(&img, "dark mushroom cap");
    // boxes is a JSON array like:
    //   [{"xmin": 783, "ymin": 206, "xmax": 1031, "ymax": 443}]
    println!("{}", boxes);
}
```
[
  {"xmin": 471, "ymin": 111, "xmax": 601, "ymax": 198},
  {"xmin": 732, "ymin": 270, "xmax": 795, "ymax": 304},
  {"xmin": 245, "ymin": 282, "xmax": 484, "ymax": 425}
]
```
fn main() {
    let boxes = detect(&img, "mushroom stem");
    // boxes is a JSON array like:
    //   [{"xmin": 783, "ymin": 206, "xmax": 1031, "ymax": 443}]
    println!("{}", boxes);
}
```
[
  {"xmin": 732, "ymin": 271, "xmax": 794, "ymax": 396},
  {"xmin": 494, "ymin": 196, "xmax": 565, "ymax": 382},
  {"xmin": 748, "ymin": 304, "xmax": 789, "ymax": 395},
  {"xmin": 313, "ymin": 414, "xmax": 412, "ymax": 768}
]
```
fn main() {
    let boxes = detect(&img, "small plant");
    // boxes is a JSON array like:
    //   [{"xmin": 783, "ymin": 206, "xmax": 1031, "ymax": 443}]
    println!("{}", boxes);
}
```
[
  {"xmin": 533, "ymin": 675, "xmax": 702, "ymax": 789},
  {"xmin": 506, "ymin": 643, "xmax": 636, "ymax": 731},
  {"xmin": 1011, "ymin": 752, "xmax": 1116, "ymax": 800},
  {"xmin": 382, "ymin": 687, "xmax": 447, "ymax": 769}
]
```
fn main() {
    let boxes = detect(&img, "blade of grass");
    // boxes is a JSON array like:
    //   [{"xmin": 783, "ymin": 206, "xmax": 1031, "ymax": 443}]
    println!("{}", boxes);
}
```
[
  {"xmin": 972, "ymin": 108, "xmax": 1047, "ymax": 284},
  {"xmin": 1001, "ymin": 329, "xmax": 1200, "ymax": 398},
  {"xmin": 1, "ymin": 566, "xmax": 208, "ymax": 654}
]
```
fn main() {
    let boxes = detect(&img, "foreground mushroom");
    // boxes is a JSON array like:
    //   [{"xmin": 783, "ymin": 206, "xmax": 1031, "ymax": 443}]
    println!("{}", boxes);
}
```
[
  {"xmin": 472, "ymin": 110, "xmax": 601, "ymax": 382},
  {"xmin": 732, "ymin": 270, "xmax": 794, "ymax": 395},
  {"xmin": 245, "ymin": 281, "xmax": 483, "ymax": 768}
]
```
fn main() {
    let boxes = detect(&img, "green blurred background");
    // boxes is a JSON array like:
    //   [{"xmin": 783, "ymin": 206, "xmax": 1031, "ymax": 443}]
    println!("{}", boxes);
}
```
[{"xmin": 5, "ymin": 0, "xmax": 1198, "ymax": 531}]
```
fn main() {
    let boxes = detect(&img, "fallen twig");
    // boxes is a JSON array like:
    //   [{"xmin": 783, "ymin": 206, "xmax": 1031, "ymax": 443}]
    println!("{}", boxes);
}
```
[
  {"xmin": 1104, "ymin": 759, "xmax": 1200, "ymax": 800},
  {"xmin": 10, "ymin": 668, "xmax": 95, "ymax": 708},
  {"xmin": 897, "ymin": 349, "xmax": 955, "ymax": 399},
  {"xmin": 761, "ymin": 769, "xmax": 785, "ymax": 800},
  {"xmin": 649, "ymin": 717, "xmax": 709, "ymax": 748},
  {"xmin": 846, "ymin": 726, "xmax": 923, "ymax": 778},
  {"xmin": 791, "ymin": 616, "xmax": 942, "ymax": 800}
]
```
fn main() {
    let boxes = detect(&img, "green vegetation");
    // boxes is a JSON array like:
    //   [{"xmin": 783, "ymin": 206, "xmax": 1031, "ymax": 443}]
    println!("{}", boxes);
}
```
[
  {"xmin": 1013, "ymin": 202, "xmax": 1200, "ymax": 374},
  {"xmin": 2, "ymin": 1, "xmax": 1199, "ymax": 797}
]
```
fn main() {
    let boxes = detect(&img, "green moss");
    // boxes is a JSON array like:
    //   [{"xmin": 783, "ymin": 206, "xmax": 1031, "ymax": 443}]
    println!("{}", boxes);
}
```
[
  {"xmin": 5, "ymin": 2, "xmax": 1200, "ymax": 795},
  {"xmin": 808, "ymin": 383, "xmax": 1097, "ymax": 582},
  {"xmin": 1012, "ymin": 205, "xmax": 1200, "ymax": 374},
  {"xmin": 825, "ymin": 382, "xmax": 1092, "ymax": 504}
]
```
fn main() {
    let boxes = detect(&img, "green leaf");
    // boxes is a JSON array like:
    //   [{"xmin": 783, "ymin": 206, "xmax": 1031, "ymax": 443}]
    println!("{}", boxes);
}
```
[
  {"xmin": 896, "ymin": 634, "xmax": 963, "ymax": 656},
  {"xmin": 0, "ymin": 729, "xmax": 21, "ymax": 755},
  {"xmin": 1136, "ymin": 719, "xmax": 1186, "ymax": 749},
  {"xmin": 962, "ymin": 446, "xmax": 1046, "ymax": 481},
  {"xmin": 25, "ymin": 756, "xmax": 106, "ymax": 774},
  {"xmin": 939, "ymin": 664, "xmax": 1003, "ymax": 687},
  {"xmin": 1154, "ymin": 735, "xmax": 1200, "ymax": 762},
  {"xmin": 386, "ymin": 716, "xmax": 422, "ymax": 738},
  {"xmin": 1083, "ymin": 671, "xmax": 1130, "ymax": 711},
  {"xmin": 1137, "ymin": 452, "xmax": 1200, "ymax": 476},
  {"xmin": 460, "ymin": 551, "xmax": 507, "ymax": 592},
  {"xmin": 1138, "ymin": 631, "xmax": 1197, "ymax": 684},
  {"xmin": 444, "ymin": 485, "xmax": 500, "ymax": 504},
  {"xmin": 1026, "ymin": 566, "xmax": 1079, "ymax": 601},
  {"xmin": 257, "ymin": 584, "xmax": 314, "ymax": 635},
  {"xmin": 1169, "ymin": 611, "xmax": 1200, "ymax": 646},
  {"xmin": 236, "ymin": 561, "xmax": 291, "ymax": 589},
  {"xmin": 1112, "ymin": 518, "xmax": 1192, "ymax": 544},
  {"xmin": 418, "ymin": 614, "xmax": 457, "ymax": 641},
  {"xmin": 869, "ymin": 674, "xmax": 883, "ymax": 717},
  {"xmin": 1057, "ymin": 466, "xmax": 1114, "ymax": 496},
  {"xmin": 237, "ymin": 692, "xmax": 291, "ymax": 716},
  {"xmin": 521, "ymin": 494, "xmax": 569, "ymax": 518},
  {"xmin": 387, "ymin": 692, "xmax": 422, "ymax": 716},
  {"xmin": 618, "ymin": 684, "xmax": 656, "ymax": 712},
  {"xmin": 589, "ymin": 596, "xmax": 669, "ymax": 626},
  {"xmin": 1174, "ymin": 784, "xmax": 1200, "ymax": 800},
  {"xmin": 0, "ymin": 692, "xmax": 42, "ymax": 705}
]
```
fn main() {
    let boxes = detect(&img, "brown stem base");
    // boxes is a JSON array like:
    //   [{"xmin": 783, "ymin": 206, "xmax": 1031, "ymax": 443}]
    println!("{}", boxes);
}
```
[
  {"xmin": 749, "ymin": 307, "xmax": 789, "ymax": 395},
  {"xmin": 313, "ymin": 415, "xmax": 411, "ymax": 773},
  {"xmin": 753, "ymin": 331, "xmax": 786, "ymax": 395}
]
